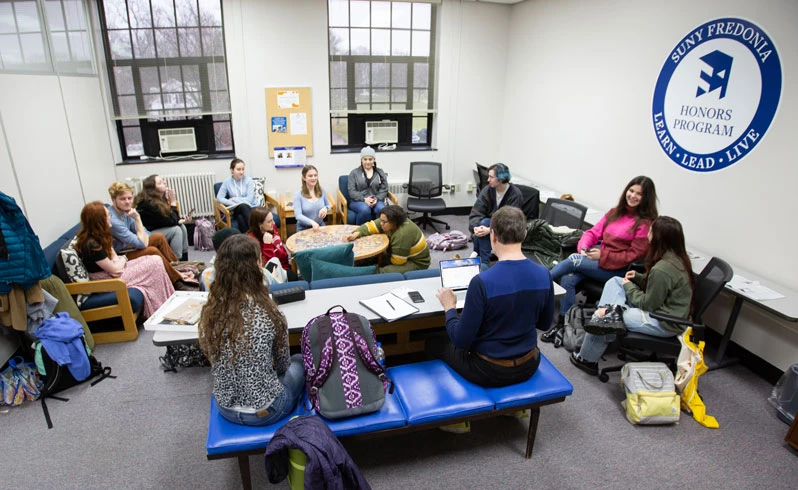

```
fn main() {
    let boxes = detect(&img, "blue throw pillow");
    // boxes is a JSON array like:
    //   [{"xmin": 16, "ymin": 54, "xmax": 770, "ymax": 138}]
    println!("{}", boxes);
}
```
[
  {"xmin": 310, "ymin": 258, "xmax": 376, "ymax": 281},
  {"xmin": 293, "ymin": 243, "xmax": 354, "ymax": 281}
]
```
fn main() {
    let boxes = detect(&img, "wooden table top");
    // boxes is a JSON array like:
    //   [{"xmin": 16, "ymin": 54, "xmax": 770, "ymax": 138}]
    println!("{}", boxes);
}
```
[{"xmin": 285, "ymin": 224, "xmax": 389, "ymax": 261}]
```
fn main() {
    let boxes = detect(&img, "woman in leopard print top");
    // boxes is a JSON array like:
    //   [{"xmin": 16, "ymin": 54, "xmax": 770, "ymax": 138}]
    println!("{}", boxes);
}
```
[{"xmin": 198, "ymin": 234, "xmax": 304, "ymax": 426}]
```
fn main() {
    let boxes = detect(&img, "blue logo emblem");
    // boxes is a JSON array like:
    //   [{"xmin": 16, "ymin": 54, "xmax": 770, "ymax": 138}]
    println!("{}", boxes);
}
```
[{"xmin": 652, "ymin": 18, "xmax": 781, "ymax": 172}]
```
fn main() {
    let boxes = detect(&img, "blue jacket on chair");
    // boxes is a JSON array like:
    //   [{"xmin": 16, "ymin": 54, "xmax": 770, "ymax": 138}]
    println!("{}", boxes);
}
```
[{"xmin": 0, "ymin": 192, "xmax": 50, "ymax": 294}]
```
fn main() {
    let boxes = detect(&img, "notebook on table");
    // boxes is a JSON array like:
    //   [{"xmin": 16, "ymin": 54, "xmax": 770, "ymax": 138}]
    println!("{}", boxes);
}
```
[{"xmin": 440, "ymin": 257, "xmax": 481, "ymax": 308}]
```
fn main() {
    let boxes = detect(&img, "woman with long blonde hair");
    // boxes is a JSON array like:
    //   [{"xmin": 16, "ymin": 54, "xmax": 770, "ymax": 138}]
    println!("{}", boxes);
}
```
[
  {"xmin": 292, "ymin": 165, "xmax": 331, "ymax": 232},
  {"xmin": 198, "ymin": 234, "xmax": 304, "ymax": 426}
]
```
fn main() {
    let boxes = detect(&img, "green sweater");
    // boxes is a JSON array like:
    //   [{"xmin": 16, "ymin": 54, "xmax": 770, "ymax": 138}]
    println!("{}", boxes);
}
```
[
  {"xmin": 356, "ymin": 219, "xmax": 430, "ymax": 272},
  {"xmin": 623, "ymin": 251, "xmax": 692, "ymax": 333}
]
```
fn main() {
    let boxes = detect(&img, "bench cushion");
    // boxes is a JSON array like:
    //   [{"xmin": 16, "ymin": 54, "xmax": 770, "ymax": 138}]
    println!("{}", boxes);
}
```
[
  {"xmin": 206, "ymin": 397, "xmax": 313, "ymax": 456},
  {"xmin": 325, "ymin": 388, "xmax": 407, "ymax": 437},
  {"xmin": 403, "ymin": 268, "xmax": 440, "ymax": 280},
  {"xmin": 310, "ymin": 272, "xmax": 405, "ymax": 290},
  {"xmin": 485, "ymin": 354, "xmax": 574, "ymax": 410},
  {"xmin": 389, "ymin": 360, "xmax": 494, "ymax": 425}
]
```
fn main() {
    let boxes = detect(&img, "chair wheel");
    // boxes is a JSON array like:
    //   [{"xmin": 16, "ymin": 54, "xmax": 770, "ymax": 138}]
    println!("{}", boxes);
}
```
[
  {"xmin": 618, "ymin": 353, "xmax": 627, "ymax": 361},
  {"xmin": 445, "ymin": 224, "xmax": 451, "ymax": 229},
  {"xmin": 598, "ymin": 373, "xmax": 609, "ymax": 383}
]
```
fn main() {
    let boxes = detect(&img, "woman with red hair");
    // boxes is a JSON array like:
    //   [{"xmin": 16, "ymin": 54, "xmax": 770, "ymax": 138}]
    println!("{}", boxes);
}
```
[{"xmin": 76, "ymin": 201, "xmax": 174, "ymax": 317}]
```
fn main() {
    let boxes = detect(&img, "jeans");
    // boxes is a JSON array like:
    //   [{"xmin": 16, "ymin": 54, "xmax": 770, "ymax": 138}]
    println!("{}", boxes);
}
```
[
  {"xmin": 472, "ymin": 217, "xmax": 492, "ymax": 266},
  {"xmin": 216, "ymin": 354, "xmax": 305, "ymax": 427},
  {"xmin": 577, "ymin": 277, "xmax": 678, "ymax": 363},
  {"xmin": 549, "ymin": 253, "xmax": 624, "ymax": 316},
  {"xmin": 151, "ymin": 224, "xmax": 188, "ymax": 258},
  {"xmin": 350, "ymin": 200, "xmax": 385, "ymax": 225}
]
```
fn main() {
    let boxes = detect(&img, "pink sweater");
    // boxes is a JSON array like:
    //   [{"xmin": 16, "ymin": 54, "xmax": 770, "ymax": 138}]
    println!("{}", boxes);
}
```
[{"xmin": 577, "ymin": 209, "xmax": 651, "ymax": 271}]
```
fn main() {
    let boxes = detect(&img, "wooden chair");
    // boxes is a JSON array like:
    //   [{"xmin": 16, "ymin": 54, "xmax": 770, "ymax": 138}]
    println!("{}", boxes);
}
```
[
  {"xmin": 213, "ymin": 181, "xmax": 282, "ymax": 232},
  {"xmin": 335, "ymin": 175, "xmax": 398, "ymax": 225}
]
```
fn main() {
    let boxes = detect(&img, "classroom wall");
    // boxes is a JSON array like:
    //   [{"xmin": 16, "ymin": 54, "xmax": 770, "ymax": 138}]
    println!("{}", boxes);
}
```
[
  {"xmin": 115, "ymin": 0, "xmax": 511, "ymax": 210},
  {"xmin": 501, "ymin": 0, "xmax": 798, "ymax": 369}
]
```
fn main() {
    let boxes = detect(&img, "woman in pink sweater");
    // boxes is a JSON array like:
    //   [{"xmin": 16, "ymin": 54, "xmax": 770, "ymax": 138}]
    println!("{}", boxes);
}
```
[{"xmin": 548, "ymin": 176, "xmax": 658, "ymax": 330}]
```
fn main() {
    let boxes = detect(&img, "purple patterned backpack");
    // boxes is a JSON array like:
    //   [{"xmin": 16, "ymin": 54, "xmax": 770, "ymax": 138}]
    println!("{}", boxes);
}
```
[{"xmin": 301, "ymin": 306, "xmax": 392, "ymax": 419}]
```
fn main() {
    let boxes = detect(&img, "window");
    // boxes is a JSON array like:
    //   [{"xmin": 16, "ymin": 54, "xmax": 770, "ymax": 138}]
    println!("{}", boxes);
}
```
[
  {"xmin": 98, "ymin": 0, "xmax": 233, "ymax": 160},
  {"xmin": 328, "ymin": 0, "xmax": 437, "ymax": 150},
  {"xmin": 0, "ymin": 0, "xmax": 94, "ymax": 74}
]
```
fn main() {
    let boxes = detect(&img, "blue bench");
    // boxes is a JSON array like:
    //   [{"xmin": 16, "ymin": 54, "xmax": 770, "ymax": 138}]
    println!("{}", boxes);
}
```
[{"xmin": 206, "ymin": 355, "xmax": 573, "ymax": 489}]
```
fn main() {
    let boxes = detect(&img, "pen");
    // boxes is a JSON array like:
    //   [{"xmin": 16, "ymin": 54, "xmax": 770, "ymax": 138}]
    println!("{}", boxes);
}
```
[{"xmin": 387, "ymin": 300, "xmax": 395, "ymax": 311}]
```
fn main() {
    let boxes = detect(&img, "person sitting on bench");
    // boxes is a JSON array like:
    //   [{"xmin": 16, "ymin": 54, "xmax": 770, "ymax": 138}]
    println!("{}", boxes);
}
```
[{"xmin": 429, "ymin": 206, "xmax": 555, "ymax": 388}]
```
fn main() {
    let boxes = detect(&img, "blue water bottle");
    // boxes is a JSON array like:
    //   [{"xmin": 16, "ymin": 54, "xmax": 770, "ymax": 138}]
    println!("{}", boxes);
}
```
[{"xmin": 375, "ymin": 342, "xmax": 385, "ymax": 367}]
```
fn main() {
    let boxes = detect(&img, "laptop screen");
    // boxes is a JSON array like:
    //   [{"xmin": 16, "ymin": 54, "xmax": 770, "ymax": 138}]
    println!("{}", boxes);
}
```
[{"xmin": 440, "ymin": 257, "xmax": 481, "ymax": 291}]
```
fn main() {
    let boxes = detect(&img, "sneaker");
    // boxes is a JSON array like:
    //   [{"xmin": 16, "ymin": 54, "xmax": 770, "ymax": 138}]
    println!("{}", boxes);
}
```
[
  {"xmin": 439, "ymin": 421, "xmax": 471, "ymax": 434},
  {"xmin": 540, "ymin": 316, "xmax": 564, "ymax": 343},
  {"xmin": 569, "ymin": 352, "xmax": 598, "ymax": 376},
  {"xmin": 583, "ymin": 305, "xmax": 627, "ymax": 336},
  {"xmin": 469, "ymin": 251, "xmax": 478, "ymax": 259}
]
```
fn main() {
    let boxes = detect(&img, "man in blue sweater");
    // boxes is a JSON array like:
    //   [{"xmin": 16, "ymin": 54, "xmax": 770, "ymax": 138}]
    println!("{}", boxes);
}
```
[{"xmin": 431, "ymin": 206, "xmax": 555, "ymax": 387}]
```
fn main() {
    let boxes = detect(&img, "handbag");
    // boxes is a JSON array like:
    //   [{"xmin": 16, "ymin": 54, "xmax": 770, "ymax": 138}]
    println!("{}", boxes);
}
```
[
  {"xmin": 620, "ymin": 362, "xmax": 680, "ymax": 425},
  {"xmin": 1, "ymin": 356, "xmax": 43, "ymax": 407}
]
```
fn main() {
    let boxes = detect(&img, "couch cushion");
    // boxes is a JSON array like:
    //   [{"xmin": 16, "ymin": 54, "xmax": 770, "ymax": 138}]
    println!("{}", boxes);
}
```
[
  {"xmin": 310, "ymin": 258, "xmax": 376, "ymax": 281},
  {"xmin": 310, "ymin": 272, "xmax": 404, "ymax": 290},
  {"xmin": 59, "ymin": 247, "xmax": 91, "ymax": 307},
  {"xmin": 324, "ymin": 388, "xmax": 407, "ymax": 437},
  {"xmin": 293, "ymin": 243, "xmax": 354, "ymax": 281},
  {"xmin": 81, "ymin": 288, "xmax": 145, "ymax": 315},
  {"xmin": 403, "ymin": 268, "xmax": 440, "ymax": 280},
  {"xmin": 388, "ymin": 360, "xmax": 494, "ymax": 425},
  {"xmin": 43, "ymin": 237, "xmax": 71, "ymax": 274},
  {"xmin": 206, "ymin": 395, "xmax": 312, "ymax": 456},
  {"xmin": 484, "ymin": 354, "xmax": 574, "ymax": 411},
  {"xmin": 269, "ymin": 280, "xmax": 309, "ymax": 293}
]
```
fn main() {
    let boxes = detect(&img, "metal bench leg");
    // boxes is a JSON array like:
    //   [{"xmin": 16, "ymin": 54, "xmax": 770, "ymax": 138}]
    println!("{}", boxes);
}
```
[
  {"xmin": 238, "ymin": 455, "xmax": 252, "ymax": 490},
  {"xmin": 525, "ymin": 407, "xmax": 541, "ymax": 459}
]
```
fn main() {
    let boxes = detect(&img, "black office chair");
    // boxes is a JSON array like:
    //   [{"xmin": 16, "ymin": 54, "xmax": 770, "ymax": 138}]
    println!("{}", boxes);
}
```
[
  {"xmin": 540, "ymin": 198, "xmax": 588, "ymax": 230},
  {"xmin": 405, "ymin": 161, "xmax": 450, "ymax": 233},
  {"xmin": 516, "ymin": 185, "xmax": 541, "ymax": 221},
  {"xmin": 474, "ymin": 162, "xmax": 489, "ymax": 193},
  {"xmin": 597, "ymin": 257, "xmax": 734, "ymax": 383}
]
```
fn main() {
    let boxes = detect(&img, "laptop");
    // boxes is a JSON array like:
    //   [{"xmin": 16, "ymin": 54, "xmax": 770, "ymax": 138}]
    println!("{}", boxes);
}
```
[{"xmin": 440, "ymin": 257, "xmax": 482, "ymax": 308}]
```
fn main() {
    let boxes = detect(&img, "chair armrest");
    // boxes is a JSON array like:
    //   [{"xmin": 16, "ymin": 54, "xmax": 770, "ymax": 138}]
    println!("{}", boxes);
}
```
[
  {"xmin": 387, "ymin": 191, "xmax": 398, "ymax": 205},
  {"xmin": 264, "ymin": 193, "xmax": 280, "ymax": 209},
  {"xmin": 65, "ymin": 278, "xmax": 129, "ymax": 295},
  {"xmin": 648, "ymin": 312, "xmax": 705, "ymax": 342},
  {"xmin": 326, "ymin": 192, "xmax": 337, "ymax": 224},
  {"xmin": 336, "ymin": 189, "xmax": 348, "ymax": 224},
  {"xmin": 213, "ymin": 199, "xmax": 231, "ymax": 229}
]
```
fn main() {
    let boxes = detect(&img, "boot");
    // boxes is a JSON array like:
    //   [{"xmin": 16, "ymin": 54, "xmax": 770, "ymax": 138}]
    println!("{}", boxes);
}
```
[{"xmin": 541, "ymin": 315, "xmax": 564, "ymax": 343}]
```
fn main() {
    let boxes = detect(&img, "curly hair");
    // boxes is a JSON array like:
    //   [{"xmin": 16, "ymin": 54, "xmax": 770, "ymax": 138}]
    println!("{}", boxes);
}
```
[
  {"xmin": 133, "ymin": 175, "xmax": 171, "ymax": 217},
  {"xmin": 198, "ymin": 234, "xmax": 287, "ymax": 364},
  {"xmin": 76, "ymin": 201, "xmax": 113, "ymax": 258},
  {"xmin": 107, "ymin": 181, "xmax": 134, "ymax": 200}
]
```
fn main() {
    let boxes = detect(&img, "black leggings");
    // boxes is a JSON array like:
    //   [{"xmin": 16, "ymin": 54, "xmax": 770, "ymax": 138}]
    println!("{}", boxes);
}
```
[{"xmin": 232, "ymin": 204, "xmax": 252, "ymax": 232}]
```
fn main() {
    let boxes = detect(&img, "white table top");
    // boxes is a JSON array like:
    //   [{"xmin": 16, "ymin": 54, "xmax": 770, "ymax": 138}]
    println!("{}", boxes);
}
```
[
  {"xmin": 512, "ymin": 176, "xmax": 605, "ymax": 226},
  {"xmin": 151, "ymin": 275, "xmax": 566, "ymax": 345}
]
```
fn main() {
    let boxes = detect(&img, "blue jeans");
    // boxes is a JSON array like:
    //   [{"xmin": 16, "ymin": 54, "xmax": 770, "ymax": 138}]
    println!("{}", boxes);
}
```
[
  {"xmin": 577, "ymin": 277, "xmax": 678, "ymax": 363},
  {"xmin": 549, "ymin": 253, "xmax": 625, "ymax": 316},
  {"xmin": 350, "ymin": 200, "xmax": 386, "ymax": 225},
  {"xmin": 216, "ymin": 354, "xmax": 305, "ymax": 427},
  {"xmin": 472, "ymin": 217, "xmax": 492, "ymax": 266}
]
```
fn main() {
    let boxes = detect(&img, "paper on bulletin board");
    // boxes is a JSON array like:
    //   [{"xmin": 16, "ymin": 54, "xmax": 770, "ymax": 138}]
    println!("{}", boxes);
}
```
[
  {"xmin": 277, "ymin": 90, "xmax": 300, "ymax": 108},
  {"xmin": 271, "ymin": 116, "xmax": 287, "ymax": 133},
  {"xmin": 290, "ymin": 113, "xmax": 307, "ymax": 135},
  {"xmin": 274, "ymin": 146, "xmax": 306, "ymax": 168}
]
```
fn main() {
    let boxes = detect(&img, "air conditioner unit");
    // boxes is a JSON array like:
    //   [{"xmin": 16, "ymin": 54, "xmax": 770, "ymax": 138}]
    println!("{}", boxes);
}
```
[
  {"xmin": 365, "ymin": 120, "xmax": 399, "ymax": 145},
  {"xmin": 158, "ymin": 127, "xmax": 197, "ymax": 153}
]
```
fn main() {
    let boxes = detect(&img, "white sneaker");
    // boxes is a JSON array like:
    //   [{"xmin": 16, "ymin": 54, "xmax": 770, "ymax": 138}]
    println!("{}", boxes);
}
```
[{"xmin": 469, "ymin": 251, "xmax": 478, "ymax": 259}]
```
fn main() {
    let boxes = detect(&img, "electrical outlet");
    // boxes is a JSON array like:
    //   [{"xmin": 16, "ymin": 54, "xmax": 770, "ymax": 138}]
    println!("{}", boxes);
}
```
[
  {"xmin": 450, "ymin": 183, "xmax": 456, "ymax": 194},
  {"xmin": 467, "ymin": 183, "xmax": 475, "ymax": 192},
  {"xmin": 455, "ymin": 184, "xmax": 462, "ymax": 192}
]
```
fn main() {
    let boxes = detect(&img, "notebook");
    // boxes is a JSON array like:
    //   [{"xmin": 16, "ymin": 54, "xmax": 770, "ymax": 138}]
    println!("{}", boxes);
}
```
[
  {"xmin": 440, "ymin": 257, "xmax": 481, "ymax": 308},
  {"xmin": 359, "ymin": 292, "xmax": 419, "ymax": 322}
]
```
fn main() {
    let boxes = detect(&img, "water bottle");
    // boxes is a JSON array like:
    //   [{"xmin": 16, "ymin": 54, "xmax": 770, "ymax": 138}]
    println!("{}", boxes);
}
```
[{"xmin": 375, "ymin": 342, "xmax": 385, "ymax": 367}]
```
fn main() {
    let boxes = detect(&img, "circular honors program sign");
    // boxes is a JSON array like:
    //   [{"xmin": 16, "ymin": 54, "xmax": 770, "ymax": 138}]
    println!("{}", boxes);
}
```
[{"xmin": 652, "ymin": 18, "xmax": 782, "ymax": 172}]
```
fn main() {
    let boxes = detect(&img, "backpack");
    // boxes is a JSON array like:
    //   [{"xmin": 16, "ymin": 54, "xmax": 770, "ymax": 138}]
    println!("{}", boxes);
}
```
[
  {"xmin": 193, "ymin": 218, "xmax": 215, "ymax": 251},
  {"xmin": 554, "ymin": 304, "xmax": 597, "ymax": 352},
  {"xmin": 620, "ymin": 362, "xmax": 680, "ymax": 425},
  {"xmin": 34, "ymin": 335, "xmax": 114, "ymax": 428},
  {"xmin": 427, "ymin": 230, "xmax": 468, "ymax": 251},
  {"xmin": 300, "ymin": 305, "xmax": 392, "ymax": 419}
]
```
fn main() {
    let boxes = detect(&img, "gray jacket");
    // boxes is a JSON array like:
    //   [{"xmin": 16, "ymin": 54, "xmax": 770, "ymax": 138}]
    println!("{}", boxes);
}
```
[{"xmin": 347, "ymin": 166, "xmax": 388, "ymax": 202}]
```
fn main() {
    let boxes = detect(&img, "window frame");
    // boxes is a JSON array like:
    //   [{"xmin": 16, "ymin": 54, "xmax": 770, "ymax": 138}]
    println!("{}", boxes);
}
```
[
  {"xmin": 328, "ymin": 0, "xmax": 437, "ymax": 151},
  {"xmin": 95, "ymin": 0, "xmax": 234, "ymax": 161}
]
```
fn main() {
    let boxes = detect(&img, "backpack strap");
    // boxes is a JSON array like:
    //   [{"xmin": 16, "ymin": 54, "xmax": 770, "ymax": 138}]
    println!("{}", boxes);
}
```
[
  {"xmin": 301, "ymin": 312, "xmax": 335, "ymax": 411},
  {"xmin": 346, "ymin": 313, "xmax": 393, "ymax": 395}
]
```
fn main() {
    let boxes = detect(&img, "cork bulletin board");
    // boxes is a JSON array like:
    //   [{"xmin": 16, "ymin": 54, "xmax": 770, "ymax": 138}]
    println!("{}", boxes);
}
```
[{"xmin": 265, "ymin": 87, "xmax": 313, "ymax": 158}]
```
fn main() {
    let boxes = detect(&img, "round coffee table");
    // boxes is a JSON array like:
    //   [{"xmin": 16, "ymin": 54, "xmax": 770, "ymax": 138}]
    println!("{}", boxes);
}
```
[{"xmin": 285, "ymin": 225, "xmax": 389, "ymax": 269}]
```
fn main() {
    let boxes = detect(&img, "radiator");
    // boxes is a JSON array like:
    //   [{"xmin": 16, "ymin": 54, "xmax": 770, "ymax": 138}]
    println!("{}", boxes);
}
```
[
  {"xmin": 126, "ymin": 172, "xmax": 217, "ymax": 217},
  {"xmin": 388, "ymin": 182, "xmax": 407, "ymax": 194}
]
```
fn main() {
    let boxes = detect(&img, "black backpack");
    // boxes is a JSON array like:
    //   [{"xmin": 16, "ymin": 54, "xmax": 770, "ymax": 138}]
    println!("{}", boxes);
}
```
[
  {"xmin": 34, "ymin": 336, "xmax": 114, "ymax": 428},
  {"xmin": 553, "ymin": 304, "xmax": 597, "ymax": 352}
]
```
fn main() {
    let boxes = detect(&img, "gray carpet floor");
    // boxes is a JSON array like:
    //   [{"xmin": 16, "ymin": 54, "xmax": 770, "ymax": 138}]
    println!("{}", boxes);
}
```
[{"xmin": 2, "ymin": 214, "xmax": 796, "ymax": 489}]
